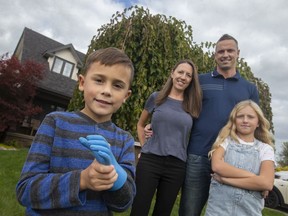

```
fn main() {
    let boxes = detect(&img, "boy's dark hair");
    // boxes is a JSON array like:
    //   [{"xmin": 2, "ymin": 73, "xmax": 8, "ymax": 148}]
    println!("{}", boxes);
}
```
[
  {"xmin": 82, "ymin": 47, "xmax": 135, "ymax": 86},
  {"xmin": 217, "ymin": 34, "xmax": 238, "ymax": 49}
]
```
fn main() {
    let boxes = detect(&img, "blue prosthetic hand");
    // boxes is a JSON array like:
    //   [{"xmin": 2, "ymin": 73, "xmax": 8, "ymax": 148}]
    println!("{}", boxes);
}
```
[
  {"xmin": 79, "ymin": 135, "xmax": 127, "ymax": 191},
  {"xmin": 79, "ymin": 135, "xmax": 111, "ymax": 165}
]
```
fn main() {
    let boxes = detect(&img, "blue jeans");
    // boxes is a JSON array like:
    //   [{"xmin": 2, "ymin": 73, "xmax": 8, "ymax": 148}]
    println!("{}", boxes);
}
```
[{"xmin": 179, "ymin": 154, "xmax": 212, "ymax": 216}]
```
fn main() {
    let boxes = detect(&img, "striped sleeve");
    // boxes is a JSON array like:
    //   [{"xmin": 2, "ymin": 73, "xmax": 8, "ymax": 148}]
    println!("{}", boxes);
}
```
[
  {"xmin": 100, "ymin": 124, "xmax": 136, "ymax": 211},
  {"xmin": 16, "ymin": 113, "xmax": 85, "ymax": 209}
]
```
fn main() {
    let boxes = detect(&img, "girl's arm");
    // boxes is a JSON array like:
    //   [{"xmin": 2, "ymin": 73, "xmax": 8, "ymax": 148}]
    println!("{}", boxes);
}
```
[
  {"xmin": 137, "ymin": 109, "xmax": 150, "ymax": 146},
  {"xmin": 214, "ymin": 160, "xmax": 274, "ymax": 191},
  {"xmin": 211, "ymin": 146, "xmax": 256, "ymax": 178}
]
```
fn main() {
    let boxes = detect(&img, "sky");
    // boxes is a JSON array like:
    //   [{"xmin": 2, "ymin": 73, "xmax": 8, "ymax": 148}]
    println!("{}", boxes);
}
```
[{"xmin": 0, "ymin": 0, "xmax": 287, "ymax": 157}]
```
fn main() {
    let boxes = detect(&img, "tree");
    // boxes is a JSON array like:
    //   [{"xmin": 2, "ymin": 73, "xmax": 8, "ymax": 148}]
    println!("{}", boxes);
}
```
[
  {"xmin": 277, "ymin": 142, "xmax": 288, "ymax": 167},
  {"xmin": 0, "ymin": 57, "xmax": 44, "ymax": 138},
  {"xmin": 68, "ymin": 6, "xmax": 273, "ymax": 138}
]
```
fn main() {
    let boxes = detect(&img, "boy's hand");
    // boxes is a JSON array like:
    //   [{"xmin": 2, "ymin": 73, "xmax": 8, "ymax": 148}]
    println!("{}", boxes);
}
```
[
  {"xmin": 79, "ymin": 135, "xmax": 127, "ymax": 191},
  {"xmin": 80, "ymin": 159, "xmax": 117, "ymax": 191},
  {"xmin": 79, "ymin": 135, "xmax": 111, "ymax": 165}
]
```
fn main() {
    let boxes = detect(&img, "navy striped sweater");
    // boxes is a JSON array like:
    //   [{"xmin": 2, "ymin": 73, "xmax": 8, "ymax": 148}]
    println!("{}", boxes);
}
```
[{"xmin": 16, "ymin": 111, "xmax": 136, "ymax": 216}]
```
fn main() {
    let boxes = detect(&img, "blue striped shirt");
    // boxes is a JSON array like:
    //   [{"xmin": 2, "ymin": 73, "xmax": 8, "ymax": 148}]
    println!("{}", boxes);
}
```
[{"xmin": 16, "ymin": 111, "xmax": 136, "ymax": 216}]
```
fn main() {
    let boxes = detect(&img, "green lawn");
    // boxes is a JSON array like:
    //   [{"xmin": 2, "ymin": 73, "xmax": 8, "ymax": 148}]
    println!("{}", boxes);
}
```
[
  {"xmin": 0, "ymin": 149, "xmax": 27, "ymax": 216},
  {"xmin": 0, "ymin": 148, "xmax": 286, "ymax": 216}
]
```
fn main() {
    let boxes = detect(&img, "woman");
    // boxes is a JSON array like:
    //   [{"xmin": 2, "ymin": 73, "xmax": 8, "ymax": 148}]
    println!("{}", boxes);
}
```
[{"xmin": 130, "ymin": 59, "xmax": 202, "ymax": 216}]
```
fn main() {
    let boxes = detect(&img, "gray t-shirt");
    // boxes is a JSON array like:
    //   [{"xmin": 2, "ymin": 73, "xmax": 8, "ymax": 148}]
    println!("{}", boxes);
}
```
[{"xmin": 141, "ymin": 92, "xmax": 193, "ymax": 162}]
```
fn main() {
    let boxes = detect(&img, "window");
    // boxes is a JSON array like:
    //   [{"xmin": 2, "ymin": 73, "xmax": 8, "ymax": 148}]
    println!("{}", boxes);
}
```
[{"xmin": 52, "ymin": 57, "xmax": 74, "ymax": 78}]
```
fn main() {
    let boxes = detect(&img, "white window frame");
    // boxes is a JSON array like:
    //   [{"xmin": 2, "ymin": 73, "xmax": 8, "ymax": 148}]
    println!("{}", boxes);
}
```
[{"xmin": 51, "ymin": 56, "xmax": 75, "ymax": 78}]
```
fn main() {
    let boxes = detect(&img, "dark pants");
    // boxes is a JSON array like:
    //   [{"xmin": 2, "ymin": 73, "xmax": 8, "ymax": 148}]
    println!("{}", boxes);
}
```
[{"xmin": 130, "ymin": 153, "xmax": 186, "ymax": 216}]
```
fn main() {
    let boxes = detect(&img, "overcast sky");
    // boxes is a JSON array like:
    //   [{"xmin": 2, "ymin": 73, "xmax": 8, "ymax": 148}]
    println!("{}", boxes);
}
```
[{"xmin": 0, "ymin": 0, "xmax": 287, "ymax": 157}]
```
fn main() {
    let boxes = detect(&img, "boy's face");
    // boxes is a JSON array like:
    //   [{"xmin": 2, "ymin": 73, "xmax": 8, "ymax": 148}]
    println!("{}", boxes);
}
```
[{"xmin": 79, "ymin": 62, "xmax": 132, "ymax": 123}]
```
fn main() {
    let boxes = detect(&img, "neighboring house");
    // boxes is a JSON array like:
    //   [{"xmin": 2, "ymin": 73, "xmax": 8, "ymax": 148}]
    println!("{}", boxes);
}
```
[{"xmin": 12, "ymin": 27, "xmax": 86, "ymax": 136}]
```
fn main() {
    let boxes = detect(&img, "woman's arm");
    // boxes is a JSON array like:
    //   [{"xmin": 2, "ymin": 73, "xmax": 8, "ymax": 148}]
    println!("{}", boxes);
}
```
[
  {"xmin": 137, "ymin": 109, "xmax": 150, "ymax": 146},
  {"xmin": 211, "ymin": 146, "xmax": 256, "ymax": 178},
  {"xmin": 214, "ymin": 160, "xmax": 274, "ymax": 191}
]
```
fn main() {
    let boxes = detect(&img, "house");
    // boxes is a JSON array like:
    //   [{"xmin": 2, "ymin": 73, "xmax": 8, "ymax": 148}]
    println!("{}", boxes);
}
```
[
  {"xmin": 6, "ymin": 27, "xmax": 142, "ymax": 159},
  {"xmin": 9, "ymin": 27, "xmax": 86, "ymax": 139}
]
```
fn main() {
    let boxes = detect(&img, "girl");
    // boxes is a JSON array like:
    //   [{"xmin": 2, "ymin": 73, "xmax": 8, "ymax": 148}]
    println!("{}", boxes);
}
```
[
  {"xmin": 130, "ymin": 59, "xmax": 202, "ymax": 216},
  {"xmin": 205, "ymin": 100, "xmax": 275, "ymax": 216}
]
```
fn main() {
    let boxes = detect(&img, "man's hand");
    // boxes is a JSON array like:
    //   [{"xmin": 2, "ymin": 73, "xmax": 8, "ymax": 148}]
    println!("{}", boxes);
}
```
[{"xmin": 144, "ymin": 124, "xmax": 153, "ymax": 139}]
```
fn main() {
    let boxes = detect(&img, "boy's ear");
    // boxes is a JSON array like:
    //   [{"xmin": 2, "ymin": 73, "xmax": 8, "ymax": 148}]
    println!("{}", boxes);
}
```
[
  {"xmin": 78, "ymin": 75, "xmax": 84, "ymax": 91},
  {"xmin": 123, "ymin": 90, "xmax": 132, "ymax": 102}
]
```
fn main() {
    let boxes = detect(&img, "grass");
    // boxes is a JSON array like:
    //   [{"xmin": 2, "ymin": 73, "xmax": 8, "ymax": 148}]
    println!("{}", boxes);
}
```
[
  {"xmin": 0, "ymin": 143, "xmax": 16, "ymax": 149},
  {"xmin": 0, "ymin": 147, "xmax": 286, "ymax": 216},
  {"xmin": 0, "ymin": 148, "xmax": 27, "ymax": 216}
]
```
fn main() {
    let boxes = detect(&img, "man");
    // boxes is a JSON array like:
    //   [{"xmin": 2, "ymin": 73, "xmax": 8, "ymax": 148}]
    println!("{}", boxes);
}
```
[{"xmin": 178, "ymin": 34, "xmax": 259, "ymax": 215}]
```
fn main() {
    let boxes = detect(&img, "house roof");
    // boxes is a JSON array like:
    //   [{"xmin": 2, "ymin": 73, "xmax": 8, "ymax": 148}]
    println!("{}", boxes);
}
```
[
  {"xmin": 44, "ymin": 43, "xmax": 84, "ymax": 69},
  {"xmin": 13, "ymin": 27, "xmax": 86, "ymax": 98}
]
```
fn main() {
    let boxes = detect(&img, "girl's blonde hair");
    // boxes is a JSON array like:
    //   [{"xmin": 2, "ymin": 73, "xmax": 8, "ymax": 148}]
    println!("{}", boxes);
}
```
[{"xmin": 208, "ymin": 100, "xmax": 274, "ymax": 158}]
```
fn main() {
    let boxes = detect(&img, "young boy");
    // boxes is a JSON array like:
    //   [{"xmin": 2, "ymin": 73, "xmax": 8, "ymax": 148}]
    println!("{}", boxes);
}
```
[{"xmin": 16, "ymin": 47, "xmax": 136, "ymax": 215}]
